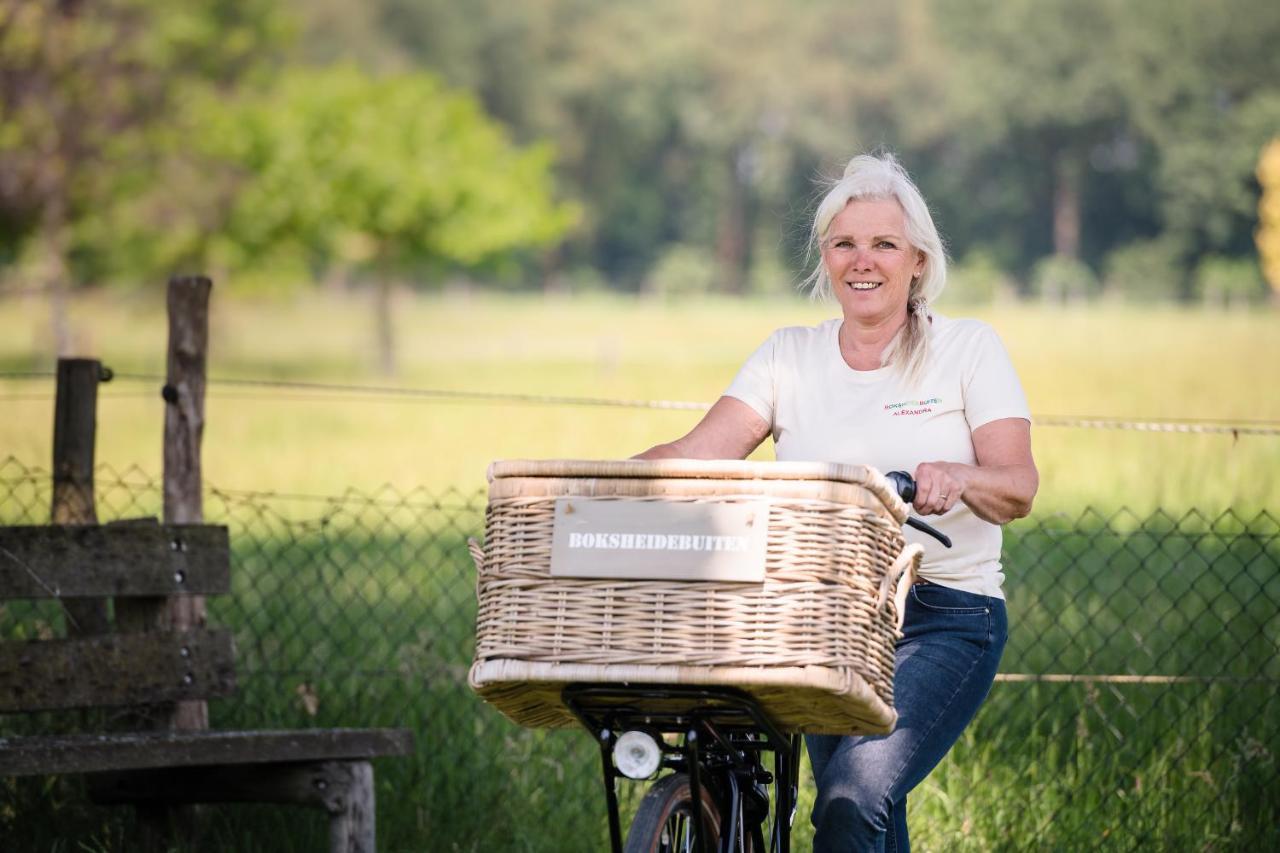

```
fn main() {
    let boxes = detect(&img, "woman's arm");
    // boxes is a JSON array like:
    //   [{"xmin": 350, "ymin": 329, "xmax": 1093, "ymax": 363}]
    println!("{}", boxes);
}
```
[
  {"xmin": 634, "ymin": 396, "xmax": 772, "ymax": 460},
  {"xmin": 911, "ymin": 417, "xmax": 1038, "ymax": 524}
]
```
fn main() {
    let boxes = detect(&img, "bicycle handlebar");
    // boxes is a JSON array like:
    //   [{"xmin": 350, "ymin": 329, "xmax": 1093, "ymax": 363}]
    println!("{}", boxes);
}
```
[{"xmin": 885, "ymin": 470, "xmax": 953, "ymax": 548}]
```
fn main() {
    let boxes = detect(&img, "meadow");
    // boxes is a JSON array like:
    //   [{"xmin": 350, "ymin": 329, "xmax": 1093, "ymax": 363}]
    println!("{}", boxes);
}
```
[
  {"xmin": 1, "ymin": 288, "xmax": 1277, "ymax": 512},
  {"xmin": 1, "ymin": 289, "xmax": 1278, "ymax": 850},
  {"xmin": 1, "ymin": 469, "xmax": 1274, "ymax": 851}
]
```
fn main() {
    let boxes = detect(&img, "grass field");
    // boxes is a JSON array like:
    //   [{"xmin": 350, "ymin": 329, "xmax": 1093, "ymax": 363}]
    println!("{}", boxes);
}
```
[
  {"xmin": 2, "ymin": 289, "xmax": 1278, "ymax": 850},
  {"xmin": 1, "ymin": 288, "xmax": 1278, "ymax": 513},
  {"xmin": 1, "ymin": 470, "xmax": 1274, "ymax": 850}
]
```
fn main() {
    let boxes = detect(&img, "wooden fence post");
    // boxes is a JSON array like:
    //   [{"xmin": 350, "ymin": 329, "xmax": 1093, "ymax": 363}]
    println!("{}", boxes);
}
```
[
  {"xmin": 163, "ymin": 274, "xmax": 213, "ymax": 731},
  {"xmin": 52, "ymin": 358, "xmax": 109, "ymax": 636}
]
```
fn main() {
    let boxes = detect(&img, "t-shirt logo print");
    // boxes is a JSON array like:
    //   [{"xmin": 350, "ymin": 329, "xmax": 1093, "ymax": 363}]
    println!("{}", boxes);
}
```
[{"xmin": 884, "ymin": 397, "xmax": 941, "ymax": 417}]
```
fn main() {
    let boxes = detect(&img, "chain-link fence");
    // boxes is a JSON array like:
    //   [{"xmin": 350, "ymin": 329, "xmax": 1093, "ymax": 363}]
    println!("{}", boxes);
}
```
[{"xmin": 2, "ymin": 456, "xmax": 1277, "ymax": 851}]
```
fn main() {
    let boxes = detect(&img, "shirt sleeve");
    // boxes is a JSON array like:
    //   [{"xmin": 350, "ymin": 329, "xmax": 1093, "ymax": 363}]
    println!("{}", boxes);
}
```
[
  {"xmin": 963, "ymin": 324, "xmax": 1031, "ymax": 430},
  {"xmin": 723, "ymin": 332, "xmax": 777, "ymax": 427}
]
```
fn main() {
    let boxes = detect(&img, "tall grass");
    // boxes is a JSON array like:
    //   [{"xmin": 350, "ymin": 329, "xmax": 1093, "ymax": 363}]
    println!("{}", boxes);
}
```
[{"xmin": 2, "ymin": 467, "xmax": 1273, "ymax": 850}]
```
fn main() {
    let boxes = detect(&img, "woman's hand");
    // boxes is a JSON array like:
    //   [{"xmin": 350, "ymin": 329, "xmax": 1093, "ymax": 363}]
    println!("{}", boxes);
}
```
[
  {"xmin": 910, "ymin": 461, "xmax": 969, "ymax": 516},
  {"xmin": 912, "ymin": 418, "xmax": 1038, "ymax": 524}
]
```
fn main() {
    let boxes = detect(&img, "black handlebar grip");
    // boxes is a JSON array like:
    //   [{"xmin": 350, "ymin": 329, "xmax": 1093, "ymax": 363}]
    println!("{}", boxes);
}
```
[
  {"xmin": 885, "ymin": 470, "xmax": 916, "ymax": 503},
  {"xmin": 887, "ymin": 470, "xmax": 953, "ymax": 548}
]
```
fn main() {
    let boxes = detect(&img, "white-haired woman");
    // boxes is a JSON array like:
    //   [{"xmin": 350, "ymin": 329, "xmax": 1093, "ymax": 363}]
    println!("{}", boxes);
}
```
[{"xmin": 637, "ymin": 152, "xmax": 1038, "ymax": 851}]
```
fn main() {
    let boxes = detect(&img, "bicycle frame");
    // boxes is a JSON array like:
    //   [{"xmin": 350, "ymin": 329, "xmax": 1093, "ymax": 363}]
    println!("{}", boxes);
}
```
[{"xmin": 563, "ymin": 683, "xmax": 803, "ymax": 853}]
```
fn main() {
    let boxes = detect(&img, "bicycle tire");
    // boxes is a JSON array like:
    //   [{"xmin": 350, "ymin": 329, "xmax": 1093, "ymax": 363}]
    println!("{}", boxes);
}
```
[{"xmin": 624, "ymin": 772, "xmax": 721, "ymax": 853}]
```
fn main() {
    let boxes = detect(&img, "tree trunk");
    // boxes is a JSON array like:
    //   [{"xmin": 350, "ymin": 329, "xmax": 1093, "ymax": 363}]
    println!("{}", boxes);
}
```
[
  {"xmin": 541, "ymin": 245, "xmax": 566, "ymax": 296},
  {"xmin": 714, "ymin": 145, "xmax": 757, "ymax": 295},
  {"xmin": 374, "ymin": 278, "xmax": 396, "ymax": 377},
  {"xmin": 1052, "ymin": 151, "xmax": 1083, "ymax": 260},
  {"xmin": 43, "ymin": 196, "xmax": 73, "ymax": 357}
]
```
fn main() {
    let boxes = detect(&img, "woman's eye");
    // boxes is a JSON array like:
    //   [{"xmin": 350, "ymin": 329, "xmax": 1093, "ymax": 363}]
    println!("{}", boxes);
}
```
[{"xmin": 877, "ymin": 240, "xmax": 897, "ymax": 249}]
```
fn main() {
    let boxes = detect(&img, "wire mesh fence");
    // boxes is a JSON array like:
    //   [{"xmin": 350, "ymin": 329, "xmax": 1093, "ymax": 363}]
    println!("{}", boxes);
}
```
[{"xmin": 2, "ymin": 456, "xmax": 1277, "ymax": 850}]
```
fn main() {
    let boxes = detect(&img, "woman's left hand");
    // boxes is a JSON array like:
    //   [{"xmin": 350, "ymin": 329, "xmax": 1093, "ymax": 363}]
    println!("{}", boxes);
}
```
[
  {"xmin": 912, "ymin": 419, "xmax": 1039, "ymax": 523},
  {"xmin": 911, "ymin": 461, "xmax": 968, "ymax": 516}
]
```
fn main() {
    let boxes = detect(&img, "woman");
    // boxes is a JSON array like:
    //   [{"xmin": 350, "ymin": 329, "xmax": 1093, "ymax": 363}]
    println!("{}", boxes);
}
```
[{"xmin": 636, "ymin": 152, "xmax": 1037, "ymax": 851}]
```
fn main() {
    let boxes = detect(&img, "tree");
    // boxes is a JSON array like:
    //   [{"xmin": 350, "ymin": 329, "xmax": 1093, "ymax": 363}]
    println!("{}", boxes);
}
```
[
  {"xmin": 911, "ymin": 0, "xmax": 1280, "ymax": 291},
  {"xmin": 275, "ymin": 0, "xmax": 1280, "ymax": 296},
  {"xmin": 518, "ymin": 0, "xmax": 876, "ymax": 293},
  {"xmin": 0, "ymin": 0, "xmax": 287, "ymax": 349},
  {"xmin": 920, "ymin": 0, "xmax": 1136, "ymax": 265},
  {"xmin": 182, "ymin": 65, "xmax": 576, "ymax": 373}
]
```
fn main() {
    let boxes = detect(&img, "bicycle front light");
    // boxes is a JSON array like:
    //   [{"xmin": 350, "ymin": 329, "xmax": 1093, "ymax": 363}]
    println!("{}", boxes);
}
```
[{"xmin": 614, "ymin": 730, "xmax": 662, "ymax": 780}]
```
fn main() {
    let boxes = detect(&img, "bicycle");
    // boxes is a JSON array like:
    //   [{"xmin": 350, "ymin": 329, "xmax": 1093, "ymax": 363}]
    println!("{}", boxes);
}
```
[{"xmin": 562, "ymin": 470, "xmax": 950, "ymax": 853}]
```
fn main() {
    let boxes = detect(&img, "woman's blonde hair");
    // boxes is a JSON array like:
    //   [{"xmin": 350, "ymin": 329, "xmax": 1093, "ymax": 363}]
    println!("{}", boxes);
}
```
[{"xmin": 805, "ymin": 152, "xmax": 947, "ymax": 384}]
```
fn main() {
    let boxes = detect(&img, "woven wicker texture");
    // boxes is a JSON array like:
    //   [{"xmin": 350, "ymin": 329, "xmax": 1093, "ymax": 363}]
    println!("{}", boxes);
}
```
[{"xmin": 470, "ymin": 460, "xmax": 918, "ymax": 735}]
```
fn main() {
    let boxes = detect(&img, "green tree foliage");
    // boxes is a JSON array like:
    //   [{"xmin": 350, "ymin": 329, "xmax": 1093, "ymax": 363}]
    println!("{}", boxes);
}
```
[
  {"xmin": 937, "ymin": 251, "xmax": 1017, "ymax": 308},
  {"xmin": 323, "ymin": 0, "xmax": 1279, "ymax": 300},
  {"xmin": 178, "ymin": 64, "xmax": 576, "ymax": 373},
  {"xmin": 1102, "ymin": 237, "xmax": 1186, "ymax": 303},
  {"xmin": 906, "ymin": 0, "xmax": 1280, "ymax": 295},
  {"xmin": 1193, "ymin": 255, "xmax": 1266, "ymax": 307},
  {"xmin": 922, "ymin": 0, "xmax": 1133, "ymax": 262},
  {"xmin": 332, "ymin": 0, "xmax": 885, "ymax": 292},
  {"xmin": 0, "ymin": 0, "xmax": 286, "ymax": 349},
  {"xmin": 190, "ymin": 66, "xmax": 575, "ymax": 283},
  {"xmin": 1029, "ymin": 255, "xmax": 1100, "ymax": 305},
  {"xmin": 6, "ymin": 0, "xmax": 1280, "ymax": 306}
]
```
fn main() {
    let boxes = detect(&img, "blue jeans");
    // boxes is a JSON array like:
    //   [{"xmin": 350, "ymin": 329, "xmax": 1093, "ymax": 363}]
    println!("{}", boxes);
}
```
[{"xmin": 806, "ymin": 581, "xmax": 1008, "ymax": 853}]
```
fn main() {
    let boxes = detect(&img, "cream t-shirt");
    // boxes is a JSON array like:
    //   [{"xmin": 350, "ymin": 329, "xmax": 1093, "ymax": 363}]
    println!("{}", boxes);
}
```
[{"xmin": 724, "ymin": 314, "xmax": 1031, "ymax": 598}]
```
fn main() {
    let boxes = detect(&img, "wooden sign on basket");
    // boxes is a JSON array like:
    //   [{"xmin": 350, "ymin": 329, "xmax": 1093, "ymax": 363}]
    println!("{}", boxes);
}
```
[{"xmin": 550, "ymin": 497, "xmax": 769, "ymax": 582}]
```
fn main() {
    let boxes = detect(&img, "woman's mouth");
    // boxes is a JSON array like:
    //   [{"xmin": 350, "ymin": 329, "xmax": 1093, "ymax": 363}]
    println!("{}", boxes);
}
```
[{"xmin": 847, "ymin": 281, "xmax": 881, "ymax": 291}]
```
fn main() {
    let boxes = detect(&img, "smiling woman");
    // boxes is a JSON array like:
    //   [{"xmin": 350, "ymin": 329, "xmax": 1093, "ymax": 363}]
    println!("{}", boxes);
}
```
[
  {"xmin": 806, "ymin": 154, "xmax": 949, "ymax": 384},
  {"xmin": 635, "ymin": 151, "xmax": 1038, "ymax": 852},
  {"xmin": 821, "ymin": 198, "xmax": 926, "ymax": 367}
]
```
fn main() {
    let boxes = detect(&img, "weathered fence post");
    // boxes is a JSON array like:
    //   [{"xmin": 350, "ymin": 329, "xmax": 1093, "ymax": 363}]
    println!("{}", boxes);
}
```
[
  {"xmin": 163, "ymin": 274, "xmax": 213, "ymax": 730},
  {"xmin": 52, "ymin": 358, "xmax": 109, "ymax": 636}
]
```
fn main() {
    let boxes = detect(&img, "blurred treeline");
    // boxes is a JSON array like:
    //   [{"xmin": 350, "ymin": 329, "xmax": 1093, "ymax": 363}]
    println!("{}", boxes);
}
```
[{"xmin": 3, "ymin": 0, "xmax": 1280, "ymax": 321}]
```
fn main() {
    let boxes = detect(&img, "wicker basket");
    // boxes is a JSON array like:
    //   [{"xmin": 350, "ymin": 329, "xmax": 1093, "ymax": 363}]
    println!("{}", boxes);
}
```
[{"xmin": 468, "ymin": 459, "xmax": 922, "ymax": 735}]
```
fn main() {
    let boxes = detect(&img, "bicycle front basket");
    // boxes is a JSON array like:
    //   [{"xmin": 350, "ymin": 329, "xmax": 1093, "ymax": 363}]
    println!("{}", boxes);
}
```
[{"xmin": 468, "ymin": 459, "xmax": 920, "ymax": 735}]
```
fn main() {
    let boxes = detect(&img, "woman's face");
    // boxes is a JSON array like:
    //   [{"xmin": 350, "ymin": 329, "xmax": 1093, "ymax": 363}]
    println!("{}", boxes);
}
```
[{"xmin": 821, "ymin": 198, "xmax": 925, "ymax": 328}]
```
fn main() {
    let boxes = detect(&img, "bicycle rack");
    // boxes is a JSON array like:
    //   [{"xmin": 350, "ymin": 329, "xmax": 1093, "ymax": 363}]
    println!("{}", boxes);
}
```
[{"xmin": 563, "ymin": 683, "xmax": 801, "ymax": 853}]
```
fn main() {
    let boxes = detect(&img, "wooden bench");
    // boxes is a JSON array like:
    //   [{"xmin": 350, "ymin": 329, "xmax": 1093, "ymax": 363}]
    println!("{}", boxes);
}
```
[{"xmin": 0, "ymin": 520, "xmax": 414, "ymax": 852}]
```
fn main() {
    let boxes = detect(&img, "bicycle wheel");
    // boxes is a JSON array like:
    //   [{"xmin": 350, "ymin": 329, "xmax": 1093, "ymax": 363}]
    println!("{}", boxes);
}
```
[{"xmin": 624, "ymin": 772, "xmax": 721, "ymax": 853}]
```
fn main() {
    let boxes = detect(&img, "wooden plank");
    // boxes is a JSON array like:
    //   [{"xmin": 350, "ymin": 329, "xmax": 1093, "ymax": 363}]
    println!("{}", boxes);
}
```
[
  {"xmin": 0, "ymin": 629, "xmax": 236, "ymax": 712},
  {"xmin": 0, "ymin": 728, "xmax": 414, "ymax": 776},
  {"xmin": 88, "ymin": 757, "xmax": 369, "ymax": 804},
  {"xmin": 51, "ymin": 358, "xmax": 109, "ymax": 635},
  {"xmin": 0, "ymin": 524, "xmax": 230, "ymax": 599},
  {"xmin": 93, "ymin": 760, "xmax": 381, "ymax": 853}
]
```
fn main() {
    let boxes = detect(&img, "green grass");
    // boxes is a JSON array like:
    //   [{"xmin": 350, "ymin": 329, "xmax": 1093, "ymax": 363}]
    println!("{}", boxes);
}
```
[
  {"xmin": 2, "ymin": 462, "xmax": 1275, "ymax": 849},
  {"xmin": 2, "ymin": 290, "xmax": 1278, "ymax": 849},
  {"xmin": 1, "ymin": 289, "xmax": 1278, "ymax": 513}
]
